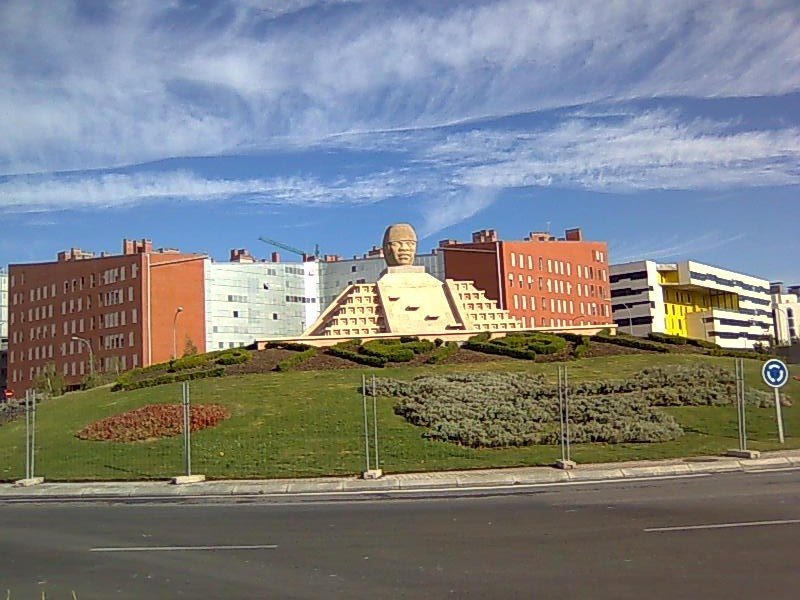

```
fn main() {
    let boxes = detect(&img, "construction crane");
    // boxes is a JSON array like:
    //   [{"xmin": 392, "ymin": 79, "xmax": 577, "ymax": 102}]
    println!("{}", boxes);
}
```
[{"xmin": 258, "ymin": 236, "xmax": 320, "ymax": 260}]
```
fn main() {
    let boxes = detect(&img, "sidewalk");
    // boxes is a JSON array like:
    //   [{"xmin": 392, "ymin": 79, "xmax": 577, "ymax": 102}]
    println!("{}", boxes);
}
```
[{"xmin": 3, "ymin": 450, "xmax": 799, "ymax": 500}]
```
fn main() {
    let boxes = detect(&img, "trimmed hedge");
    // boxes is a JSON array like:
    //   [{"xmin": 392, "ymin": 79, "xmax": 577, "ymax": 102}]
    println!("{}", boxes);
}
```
[
  {"xmin": 425, "ymin": 341, "xmax": 459, "ymax": 364},
  {"xmin": 327, "ymin": 341, "xmax": 387, "ymax": 367},
  {"xmin": 709, "ymin": 348, "xmax": 772, "ymax": 360},
  {"xmin": 648, "ymin": 332, "xmax": 688, "ymax": 345},
  {"xmin": 276, "ymin": 347, "xmax": 318, "ymax": 372},
  {"xmin": 112, "ymin": 348, "xmax": 251, "ymax": 391},
  {"xmin": 464, "ymin": 341, "xmax": 537, "ymax": 360},
  {"xmin": 463, "ymin": 332, "xmax": 567, "ymax": 360},
  {"xmin": 112, "ymin": 367, "xmax": 226, "ymax": 391},
  {"xmin": 687, "ymin": 338, "xmax": 718, "ymax": 350},
  {"xmin": 591, "ymin": 334, "xmax": 670, "ymax": 353},
  {"xmin": 362, "ymin": 340, "xmax": 415, "ymax": 363}
]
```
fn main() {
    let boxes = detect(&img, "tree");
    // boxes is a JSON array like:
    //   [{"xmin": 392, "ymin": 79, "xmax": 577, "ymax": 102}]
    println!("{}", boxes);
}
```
[
  {"xmin": 33, "ymin": 363, "xmax": 65, "ymax": 397},
  {"xmin": 183, "ymin": 336, "xmax": 199, "ymax": 357}
]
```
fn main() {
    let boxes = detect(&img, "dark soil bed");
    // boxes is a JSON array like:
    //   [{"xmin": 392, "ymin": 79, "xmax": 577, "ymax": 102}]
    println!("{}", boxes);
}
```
[{"xmin": 293, "ymin": 351, "xmax": 363, "ymax": 371}]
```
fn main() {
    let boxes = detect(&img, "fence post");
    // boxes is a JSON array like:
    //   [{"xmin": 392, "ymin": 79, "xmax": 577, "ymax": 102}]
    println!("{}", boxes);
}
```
[
  {"xmin": 25, "ymin": 389, "xmax": 31, "ymax": 480},
  {"xmin": 170, "ymin": 381, "xmax": 205, "ymax": 484},
  {"xmin": 727, "ymin": 358, "xmax": 760, "ymax": 459},
  {"xmin": 183, "ymin": 381, "xmax": 192, "ymax": 477},
  {"xmin": 556, "ymin": 365, "xmax": 576, "ymax": 469},
  {"xmin": 361, "ymin": 373, "xmax": 382, "ymax": 479},
  {"xmin": 372, "ymin": 374, "xmax": 380, "ymax": 472},
  {"xmin": 16, "ymin": 389, "xmax": 44, "ymax": 486}
]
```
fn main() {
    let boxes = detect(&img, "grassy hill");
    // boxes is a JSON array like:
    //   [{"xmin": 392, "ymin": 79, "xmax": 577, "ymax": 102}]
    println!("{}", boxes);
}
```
[{"xmin": 1, "ymin": 349, "xmax": 798, "ymax": 482}]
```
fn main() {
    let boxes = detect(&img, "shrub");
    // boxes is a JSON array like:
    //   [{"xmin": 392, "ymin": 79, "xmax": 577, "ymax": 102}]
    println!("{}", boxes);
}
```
[
  {"xmin": 214, "ymin": 348, "xmax": 252, "ymax": 365},
  {"xmin": 327, "ymin": 342, "xmax": 386, "ymax": 367},
  {"xmin": 276, "ymin": 347, "xmax": 318, "ymax": 372},
  {"xmin": 112, "ymin": 367, "xmax": 226, "ymax": 391},
  {"xmin": 367, "ymin": 364, "xmax": 780, "ymax": 448},
  {"xmin": 709, "ymin": 348, "xmax": 771, "ymax": 360},
  {"xmin": 269, "ymin": 342, "xmax": 315, "ymax": 352},
  {"xmin": 464, "ymin": 332, "xmax": 566, "ymax": 360},
  {"xmin": 362, "ymin": 340, "xmax": 415, "ymax": 363},
  {"xmin": 370, "ymin": 372, "xmax": 683, "ymax": 447},
  {"xmin": 171, "ymin": 353, "xmax": 209, "ymax": 371},
  {"xmin": 468, "ymin": 331, "xmax": 491, "ymax": 343},
  {"xmin": 648, "ymin": 332, "xmax": 688, "ymax": 345},
  {"xmin": 686, "ymin": 338, "xmax": 718, "ymax": 349},
  {"xmin": 572, "ymin": 337, "xmax": 591, "ymax": 359},
  {"xmin": 591, "ymin": 334, "xmax": 670, "ymax": 353},
  {"xmin": 425, "ymin": 341, "xmax": 460, "ymax": 364}
]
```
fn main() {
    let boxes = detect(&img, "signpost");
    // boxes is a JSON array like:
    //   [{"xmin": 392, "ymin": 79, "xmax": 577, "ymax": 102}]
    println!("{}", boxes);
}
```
[{"xmin": 762, "ymin": 359, "xmax": 789, "ymax": 444}]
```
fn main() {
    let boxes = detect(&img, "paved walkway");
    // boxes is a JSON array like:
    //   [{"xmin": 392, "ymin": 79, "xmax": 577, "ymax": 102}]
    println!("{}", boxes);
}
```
[{"xmin": 2, "ymin": 450, "xmax": 799, "ymax": 500}]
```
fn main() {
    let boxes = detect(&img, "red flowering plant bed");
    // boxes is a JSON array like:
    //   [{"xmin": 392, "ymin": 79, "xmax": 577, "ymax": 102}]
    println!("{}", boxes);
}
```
[{"xmin": 77, "ymin": 404, "xmax": 231, "ymax": 442}]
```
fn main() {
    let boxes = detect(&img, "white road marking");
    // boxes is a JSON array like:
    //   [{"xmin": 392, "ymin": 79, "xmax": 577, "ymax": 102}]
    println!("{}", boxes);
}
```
[
  {"xmin": 645, "ymin": 519, "xmax": 800, "ymax": 533},
  {"xmin": 90, "ymin": 544, "xmax": 278, "ymax": 552}
]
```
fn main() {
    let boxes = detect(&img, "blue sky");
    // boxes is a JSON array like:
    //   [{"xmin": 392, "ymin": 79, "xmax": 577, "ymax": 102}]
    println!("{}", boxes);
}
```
[{"xmin": 1, "ymin": 0, "xmax": 798, "ymax": 284}]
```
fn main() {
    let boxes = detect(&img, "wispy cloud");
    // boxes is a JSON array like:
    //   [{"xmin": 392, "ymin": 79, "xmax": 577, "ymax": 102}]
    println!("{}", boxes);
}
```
[
  {"xmin": 418, "ymin": 188, "xmax": 500, "ymax": 238},
  {"xmin": 0, "ymin": 170, "xmax": 418, "ymax": 212},
  {"xmin": 426, "ymin": 111, "xmax": 800, "ymax": 192},
  {"xmin": 2, "ymin": 0, "xmax": 799, "ymax": 174},
  {"xmin": 612, "ymin": 231, "xmax": 749, "ymax": 263},
  {"xmin": 2, "ymin": 108, "xmax": 797, "ymax": 229}
]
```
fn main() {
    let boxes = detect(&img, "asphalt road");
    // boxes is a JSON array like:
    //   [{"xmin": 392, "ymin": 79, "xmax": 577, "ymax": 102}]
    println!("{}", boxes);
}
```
[{"xmin": 2, "ymin": 469, "xmax": 799, "ymax": 599}]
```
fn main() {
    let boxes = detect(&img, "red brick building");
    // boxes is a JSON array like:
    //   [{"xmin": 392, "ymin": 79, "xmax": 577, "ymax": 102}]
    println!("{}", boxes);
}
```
[
  {"xmin": 441, "ymin": 228, "xmax": 612, "ymax": 329},
  {"xmin": 7, "ymin": 240, "xmax": 206, "ymax": 395}
]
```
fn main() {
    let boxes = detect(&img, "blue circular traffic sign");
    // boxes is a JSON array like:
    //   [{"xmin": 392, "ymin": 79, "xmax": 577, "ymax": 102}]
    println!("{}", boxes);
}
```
[{"xmin": 762, "ymin": 359, "xmax": 789, "ymax": 389}]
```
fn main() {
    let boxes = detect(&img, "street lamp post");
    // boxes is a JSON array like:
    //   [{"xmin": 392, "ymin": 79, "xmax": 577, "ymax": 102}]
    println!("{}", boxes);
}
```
[
  {"xmin": 620, "ymin": 302, "xmax": 634, "ymax": 335},
  {"xmin": 71, "ymin": 335, "xmax": 95, "ymax": 378},
  {"xmin": 773, "ymin": 305, "xmax": 789, "ymax": 346},
  {"xmin": 172, "ymin": 307, "xmax": 184, "ymax": 360}
]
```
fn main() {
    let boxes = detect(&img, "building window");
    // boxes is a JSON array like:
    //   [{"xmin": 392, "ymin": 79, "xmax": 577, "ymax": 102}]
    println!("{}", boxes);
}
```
[{"xmin": 233, "ymin": 310, "xmax": 239, "ymax": 318}]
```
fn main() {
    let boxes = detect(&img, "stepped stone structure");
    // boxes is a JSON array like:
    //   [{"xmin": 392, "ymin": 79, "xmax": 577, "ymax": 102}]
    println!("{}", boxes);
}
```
[{"xmin": 302, "ymin": 223, "xmax": 524, "ymax": 338}]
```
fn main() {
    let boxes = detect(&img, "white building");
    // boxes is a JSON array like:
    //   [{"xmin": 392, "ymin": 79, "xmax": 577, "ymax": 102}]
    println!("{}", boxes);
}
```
[
  {"xmin": 0, "ymin": 267, "xmax": 7, "ymax": 388},
  {"xmin": 201, "ymin": 246, "xmax": 446, "ymax": 349},
  {"xmin": 203, "ymin": 251, "xmax": 320, "ymax": 350},
  {"xmin": 610, "ymin": 260, "xmax": 772, "ymax": 349},
  {"xmin": 770, "ymin": 283, "xmax": 799, "ymax": 346}
]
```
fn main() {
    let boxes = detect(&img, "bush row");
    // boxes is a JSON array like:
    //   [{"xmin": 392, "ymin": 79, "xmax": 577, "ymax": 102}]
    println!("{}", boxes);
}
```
[
  {"xmin": 708, "ymin": 348, "xmax": 772, "ymax": 360},
  {"xmin": 113, "ymin": 348, "xmax": 251, "ymax": 390},
  {"xmin": 463, "ymin": 332, "xmax": 567, "ymax": 360},
  {"xmin": 327, "ymin": 337, "xmax": 438, "ymax": 367},
  {"xmin": 276, "ymin": 347, "xmax": 318, "ymax": 372},
  {"xmin": 112, "ymin": 367, "xmax": 226, "ymax": 391},
  {"xmin": 590, "ymin": 333, "xmax": 670, "ymax": 353},
  {"xmin": 327, "ymin": 340, "xmax": 387, "ymax": 367},
  {"xmin": 425, "ymin": 342, "xmax": 460, "ymax": 364}
]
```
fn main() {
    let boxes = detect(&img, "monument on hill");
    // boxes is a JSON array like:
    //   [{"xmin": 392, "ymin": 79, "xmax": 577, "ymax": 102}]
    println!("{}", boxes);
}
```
[{"xmin": 302, "ymin": 223, "xmax": 524, "ymax": 339}]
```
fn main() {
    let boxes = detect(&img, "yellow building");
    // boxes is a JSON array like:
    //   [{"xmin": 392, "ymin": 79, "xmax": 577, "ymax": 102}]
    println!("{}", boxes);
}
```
[{"xmin": 611, "ymin": 260, "xmax": 771, "ymax": 349}]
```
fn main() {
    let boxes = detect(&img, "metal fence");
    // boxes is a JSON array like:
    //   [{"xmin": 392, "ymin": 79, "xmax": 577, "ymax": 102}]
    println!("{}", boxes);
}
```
[{"xmin": 0, "ymin": 360, "xmax": 791, "ymax": 483}]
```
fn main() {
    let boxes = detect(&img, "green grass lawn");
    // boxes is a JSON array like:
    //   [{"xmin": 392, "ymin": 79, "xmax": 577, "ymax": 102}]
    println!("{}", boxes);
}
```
[{"xmin": 1, "ymin": 353, "xmax": 798, "ymax": 481}]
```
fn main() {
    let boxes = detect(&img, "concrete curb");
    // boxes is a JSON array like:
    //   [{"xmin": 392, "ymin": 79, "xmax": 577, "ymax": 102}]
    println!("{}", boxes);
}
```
[{"xmin": 2, "ymin": 450, "xmax": 799, "ymax": 500}]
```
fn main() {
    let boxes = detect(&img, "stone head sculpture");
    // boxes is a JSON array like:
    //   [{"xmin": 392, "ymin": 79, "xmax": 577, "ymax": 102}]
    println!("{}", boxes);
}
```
[{"xmin": 382, "ymin": 223, "xmax": 418, "ymax": 267}]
